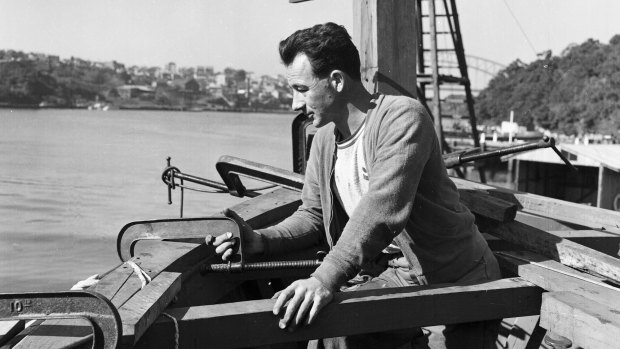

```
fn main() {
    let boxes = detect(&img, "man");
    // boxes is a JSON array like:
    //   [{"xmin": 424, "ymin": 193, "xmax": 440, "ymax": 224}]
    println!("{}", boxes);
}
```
[{"xmin": 213, "ymin": 22, "xmax": 501, "ymax": 348}]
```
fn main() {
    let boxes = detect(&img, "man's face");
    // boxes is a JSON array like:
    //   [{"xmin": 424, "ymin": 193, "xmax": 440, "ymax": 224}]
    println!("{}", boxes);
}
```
[{"xmin": 286, "ymin": 54, "xmax": 339, "ymax": 128}]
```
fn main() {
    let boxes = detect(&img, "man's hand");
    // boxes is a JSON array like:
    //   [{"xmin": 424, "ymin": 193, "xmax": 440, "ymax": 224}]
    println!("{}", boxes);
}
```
[
  {"xmin": 273, "ymin": 276, "xmax": 334, "ymax": 331},
  {"xmin": 206, "ymin": 208, "xmax": 264, "ymax": 260}
]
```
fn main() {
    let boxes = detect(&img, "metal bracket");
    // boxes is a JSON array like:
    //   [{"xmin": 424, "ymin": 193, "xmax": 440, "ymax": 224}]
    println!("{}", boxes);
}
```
[
  {"xmin": 116, "ymin": 217, "xmax": 241, "ymax": 262},
  {"xmin": 0, "ymin": 291, "xmax": 121, "ymax": 349}
]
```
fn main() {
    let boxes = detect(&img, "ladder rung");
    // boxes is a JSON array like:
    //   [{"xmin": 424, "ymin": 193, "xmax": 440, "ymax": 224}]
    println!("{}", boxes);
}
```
[
  {"xmin": 424, "ymin": 65, "xmax": 461, "ymax": 69},
  {"xmin": 421, "ymin": 14, "xmax": 451, "ymax": 18},
  {"xmin": 423, "ymin": 49, "xmax": 456, "ymax": 52},
  {"xmin": 417, "ymin": 75, "xmax": 469, "ymax": 85},
  {"xmin": 422, "ymin": 31, "xmax": 452, "ymax": 35}
]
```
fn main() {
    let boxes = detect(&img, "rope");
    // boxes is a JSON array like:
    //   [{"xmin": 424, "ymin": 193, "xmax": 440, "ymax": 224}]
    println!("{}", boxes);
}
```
[
  {"xmin": 160, "ymin": 312, "xmax": 180, "ymax": 349},
  {"xmin": 126, "ymin": 260, "xmax": 152, "ymax": 289}
]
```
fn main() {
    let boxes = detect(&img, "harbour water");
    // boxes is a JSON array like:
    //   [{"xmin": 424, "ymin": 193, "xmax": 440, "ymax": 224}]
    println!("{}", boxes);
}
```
[{"xmin": 0, "ymin": 109, "xmax": 296, "ymax": 292}]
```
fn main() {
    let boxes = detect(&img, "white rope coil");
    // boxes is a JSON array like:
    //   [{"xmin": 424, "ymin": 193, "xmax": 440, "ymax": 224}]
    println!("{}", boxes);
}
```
[{"xmin": 126, "ymin": 260, "xmax": 152, "ymax": 289}]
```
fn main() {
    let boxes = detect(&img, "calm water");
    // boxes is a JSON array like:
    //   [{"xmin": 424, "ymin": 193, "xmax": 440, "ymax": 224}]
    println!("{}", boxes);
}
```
[{"xmin": 0, "ymin": 109, "xmax": 295, "ymax": 292}]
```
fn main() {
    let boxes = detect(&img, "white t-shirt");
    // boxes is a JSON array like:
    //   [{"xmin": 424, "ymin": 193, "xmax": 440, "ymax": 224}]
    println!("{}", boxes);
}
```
[{"xmin": 334, "ymin": 121, "xmax": 401, "ymax": 254}]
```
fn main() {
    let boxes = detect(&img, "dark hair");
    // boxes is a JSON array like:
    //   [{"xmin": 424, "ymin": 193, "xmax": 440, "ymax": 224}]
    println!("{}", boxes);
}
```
[{"xmin": 279, "ymin": 22, "xmax": 361, "ymax": 81}]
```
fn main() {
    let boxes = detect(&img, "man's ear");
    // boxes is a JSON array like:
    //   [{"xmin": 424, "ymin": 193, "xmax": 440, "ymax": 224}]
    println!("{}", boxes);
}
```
[{"xmin": 330, "ymin": 70, "xmax": 345, "ymax": 92}]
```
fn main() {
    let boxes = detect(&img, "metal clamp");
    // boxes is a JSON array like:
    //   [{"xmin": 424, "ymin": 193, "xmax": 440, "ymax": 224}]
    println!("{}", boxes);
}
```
[
  {"xmin": 116, "ymin": 217, "xmax": 241, "ymax": 262},
  {"xmin": 0, "ymin": 291, "xmax": 121, "ymax": 349}
]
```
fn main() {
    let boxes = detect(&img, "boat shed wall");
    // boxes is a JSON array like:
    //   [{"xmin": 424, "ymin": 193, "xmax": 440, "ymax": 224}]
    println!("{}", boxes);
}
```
[{"xmin": 505, "ymin": 144, "xmax": 620, "ymax": 211}]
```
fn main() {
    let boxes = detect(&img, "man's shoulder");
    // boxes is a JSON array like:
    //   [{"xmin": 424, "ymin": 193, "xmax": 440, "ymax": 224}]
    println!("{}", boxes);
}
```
[
  {"xmin": 369, "ymin": 94, "xmax": 430, "ymax": 127},
  {"xmin": 377, "ymin": 94, "xmax": 426, "ymax": 113}
]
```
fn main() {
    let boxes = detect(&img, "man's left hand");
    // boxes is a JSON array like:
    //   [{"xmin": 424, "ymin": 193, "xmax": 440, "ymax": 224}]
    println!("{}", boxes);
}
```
[{"xmin": 273, "ymin": 276, "xmax": 334, "ymax": 331}]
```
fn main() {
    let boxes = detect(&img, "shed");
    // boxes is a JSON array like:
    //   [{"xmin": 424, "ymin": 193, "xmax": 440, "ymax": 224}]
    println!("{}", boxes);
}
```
[{"xmin": 505, "ymin": 144, "xmax": 620, "ymax": 211}]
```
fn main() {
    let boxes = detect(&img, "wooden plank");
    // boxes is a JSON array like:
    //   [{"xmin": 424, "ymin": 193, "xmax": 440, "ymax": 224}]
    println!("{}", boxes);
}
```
[
  {"xmin": 458, "ymin": 189, "xmax": 517, "ymax": 222},
  {"xmin": 10, "ymin": 319, "xmax": 92, "ymax": 349},
  {"xmin": 504, "ymin": 315, "xmax": 541, "ymax": 349},
  {"xmin": 496, "ymin": 251, "xmax": 620, "ymax": 306},
  {"xmin": 0, "ymin": 320, "xmax": 24, "ymax": 346},
  {"xmin": 353, "ymin": 0, "xmax": 417, "ymax": 97},
  {"xmin": 451, "ymin": 176, "xmax": 620, "ymax": 234},
  {"xmin": 478, "ymin": 217, "xmax": 620, "ymax": 283},
  {"xmin": 138, "ymin": 278, "xmax": 542, "ymax": 349},
  {"xmin": 548, "ymin": 229, "xmax": 620, "ymax": 257},
  {"xmin": 90, "ymin": 241, "xmax": 203, "ymax": 307},
  {"xmin": 116, "ymin": 241, "xmax": 213, "ymax": 346},
  {"xmin": 229, "ymin": 187, "xmax": 301, "ymax": 228},
  {"xmin": 540, "ymin": 291, "xmax": 620, "ymax": 349},
  {"xmin": 486, "ymin": 229, "xmax": 620, "ymax": 257},
  {"xmin": 515, "ymin": 211, "xmax": 588, "ymax": 231}
]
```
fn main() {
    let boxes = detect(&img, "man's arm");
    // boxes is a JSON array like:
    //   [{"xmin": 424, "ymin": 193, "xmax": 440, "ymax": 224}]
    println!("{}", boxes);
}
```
[{"xmin": 255, "ymin": 132, "xmax": 326, "ymax": 255}]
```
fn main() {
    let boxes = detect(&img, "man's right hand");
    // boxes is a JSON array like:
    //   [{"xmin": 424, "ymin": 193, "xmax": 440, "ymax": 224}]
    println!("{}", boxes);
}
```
[{"xmin": 206, "ymin": 208, "xmax": 265, "ymax": 260}]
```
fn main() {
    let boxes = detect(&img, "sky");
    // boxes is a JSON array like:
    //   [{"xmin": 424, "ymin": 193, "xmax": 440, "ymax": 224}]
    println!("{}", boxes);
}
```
[{"xmin": 1, "ymin": 0, "xmax": 619, "ymax": 83}]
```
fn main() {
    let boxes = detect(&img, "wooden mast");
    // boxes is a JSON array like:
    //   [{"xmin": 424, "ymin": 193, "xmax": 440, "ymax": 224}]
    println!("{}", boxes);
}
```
[{"xmin": 352, "ymin": 0, "xmax": 418, "ymax": 99}]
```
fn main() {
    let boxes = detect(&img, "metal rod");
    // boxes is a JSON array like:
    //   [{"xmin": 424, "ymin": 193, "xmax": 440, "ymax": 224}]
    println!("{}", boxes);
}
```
[
  {"xmin": 173, "ymin": 172, "xmax": 229, "ymax": 192},
  {"xmin": 202, "ymin": 259, "xmax": 322, "ymax": 274},
  {"xmin": 458, "ymin": 137, "xmax": 553, "ymax": 164}
]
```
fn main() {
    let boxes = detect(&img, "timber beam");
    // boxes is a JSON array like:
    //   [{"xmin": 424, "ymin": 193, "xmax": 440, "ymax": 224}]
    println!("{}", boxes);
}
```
[
  {"xmin": 138, "ymin": 278, "xmax": 542, "ymax": 349},
  {"xmin": 478, "ymin": 217, "xmax": 620, "ymax": 284},
  {"xmin": 541, "ymin": 291, "xmax": 620, "ymax": 349},
  {"xmin": 452, "ymin": 177, "xmax": 620, "ymax": 234}
]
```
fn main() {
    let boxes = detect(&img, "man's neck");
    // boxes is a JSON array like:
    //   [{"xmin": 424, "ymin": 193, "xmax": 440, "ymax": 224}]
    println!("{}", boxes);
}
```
[{"xmin": 334, "ymin": 83, "xmax": 374, "ymax": 139}]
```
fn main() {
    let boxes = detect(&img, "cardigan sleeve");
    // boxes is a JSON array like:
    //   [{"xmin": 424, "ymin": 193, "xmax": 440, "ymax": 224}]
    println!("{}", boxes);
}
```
[
  {"xmin": 311, "ymin": 99, "xmax": 436, "ymax": 290},
  {"xmin": 255, "ymin": 129, "xmax": 326, "ymax": 255}
]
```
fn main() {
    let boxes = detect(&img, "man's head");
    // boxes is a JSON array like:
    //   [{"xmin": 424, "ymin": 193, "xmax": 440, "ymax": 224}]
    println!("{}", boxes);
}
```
[
  {"xmin": 279, "ymin": 22, "xmax": 361, "ymax": 81},
  {"xmin": 280, "ymin": 23, "xmax": 360, "ymax": 128}
]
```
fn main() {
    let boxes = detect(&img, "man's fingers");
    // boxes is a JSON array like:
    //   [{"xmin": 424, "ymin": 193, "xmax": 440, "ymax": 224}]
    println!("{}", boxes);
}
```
[
  {"xmin": 215, "ymin": 239, "xmax": 235, "ymax": 255},
  {"xmin": 294, "ymin": 295, "xmax": 313, "ymax": 327},
  {"xmin": 221, "ymin": 247, "xmax": 234, "ymax": 261},
  {"xmin": 280, "ymin": 292, "xmax": 304, "ymax": 330},
  {"xmin": 273, "ymin": 287, "xmax": 293, "ymax": 316},
  {"xmin": 211, "ymin": 232, "xmax": 233, "ymax": 247},
  {"xmin": 306, "ymin": 293, "xmax": 331, "ymax": 325}
]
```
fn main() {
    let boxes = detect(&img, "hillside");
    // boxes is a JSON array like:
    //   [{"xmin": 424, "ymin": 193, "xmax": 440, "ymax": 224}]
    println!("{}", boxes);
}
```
[{"xmin": 475, "ymin": 35, "xmax": 620, "ymax": 136}]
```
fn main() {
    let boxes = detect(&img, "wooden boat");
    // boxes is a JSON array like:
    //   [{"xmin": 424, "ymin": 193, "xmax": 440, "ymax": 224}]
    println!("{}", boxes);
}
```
[
  {"xmin": 2, "ymin": 2, "xmax": 620, "ymax": 348},
  {"xmin": 2, "ymin": 110, "xmax": 620, "ymax": 348}
]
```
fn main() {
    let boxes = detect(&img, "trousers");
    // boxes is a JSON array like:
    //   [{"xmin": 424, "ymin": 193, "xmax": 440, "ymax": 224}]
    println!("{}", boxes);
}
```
[{"xmin": 307, "ymin": 246, "xmax": 502, "ymax": 349}]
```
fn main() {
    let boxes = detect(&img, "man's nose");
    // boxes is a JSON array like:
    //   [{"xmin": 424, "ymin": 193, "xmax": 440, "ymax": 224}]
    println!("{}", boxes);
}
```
[{"xmin": 291, "ymin": 91, "xmax": 305, "ymax": 111}]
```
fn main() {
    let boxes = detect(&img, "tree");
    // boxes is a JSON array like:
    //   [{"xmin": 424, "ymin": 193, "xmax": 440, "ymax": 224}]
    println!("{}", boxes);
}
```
[{"xmin": 476, "ymin": 37, "xmax": 620, "ymax": 136}]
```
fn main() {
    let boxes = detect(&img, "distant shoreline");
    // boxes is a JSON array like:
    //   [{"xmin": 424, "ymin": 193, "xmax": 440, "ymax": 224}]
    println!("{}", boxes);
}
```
[{"xmin": 0, "ymin": 104, "xmax": 295, "ymax": 114}]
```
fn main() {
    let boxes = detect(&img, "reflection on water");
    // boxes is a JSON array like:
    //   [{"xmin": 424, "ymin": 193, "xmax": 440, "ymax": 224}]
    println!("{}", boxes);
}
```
[{"xmin": 0, "ymin": 109, "xmax": 295, "ymax": 292}]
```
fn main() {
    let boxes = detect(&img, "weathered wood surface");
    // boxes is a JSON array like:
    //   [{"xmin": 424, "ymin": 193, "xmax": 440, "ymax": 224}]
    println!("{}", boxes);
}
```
[
  {"xmin": 0, "ymin": 320, "xmax": 24, "ymax": 347},
  {"xmin": 353, "ymin": 0, "xmax": 418, "ymax": 97},
  {"xmin": 478, "ymin": 217, "xmax": 620, "ymax": 284},
  {"xmin": 138, "ymin": 278, "xmax": 542, "ymax": 349},
  {"xmin": 540, "ymin": 291, "xmax": 620, "ymax": 349},
  {"xmin": 7, "ymin": 319, "xmax": 92, "ymax": 349},
  {"xmin": 484, "ymin": 229, "xmax": 620, "ymax": 257},
  {"xmin": 452, "ymin": 176, "xmax": 620, "ymax": 234},
  {"xmin": 496, "ymin": 251, "xmax": 620, "ymax": 306},
  {"xmin": 458, "ymin": 189, "xmax": 517, "ymax": 222},
  {"xmin": 502, "ymin": 315, "xmax": 541, "ymax": 349},
  {"xmin": 231, "ymin": 187, "xmax": 301, "ymax": 228}
]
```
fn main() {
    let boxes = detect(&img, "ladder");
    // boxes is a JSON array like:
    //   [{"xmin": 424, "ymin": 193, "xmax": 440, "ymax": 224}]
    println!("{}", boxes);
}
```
[{"xmin": 416, "ymin": 0, "xmax": 486, "ymax": 183}]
